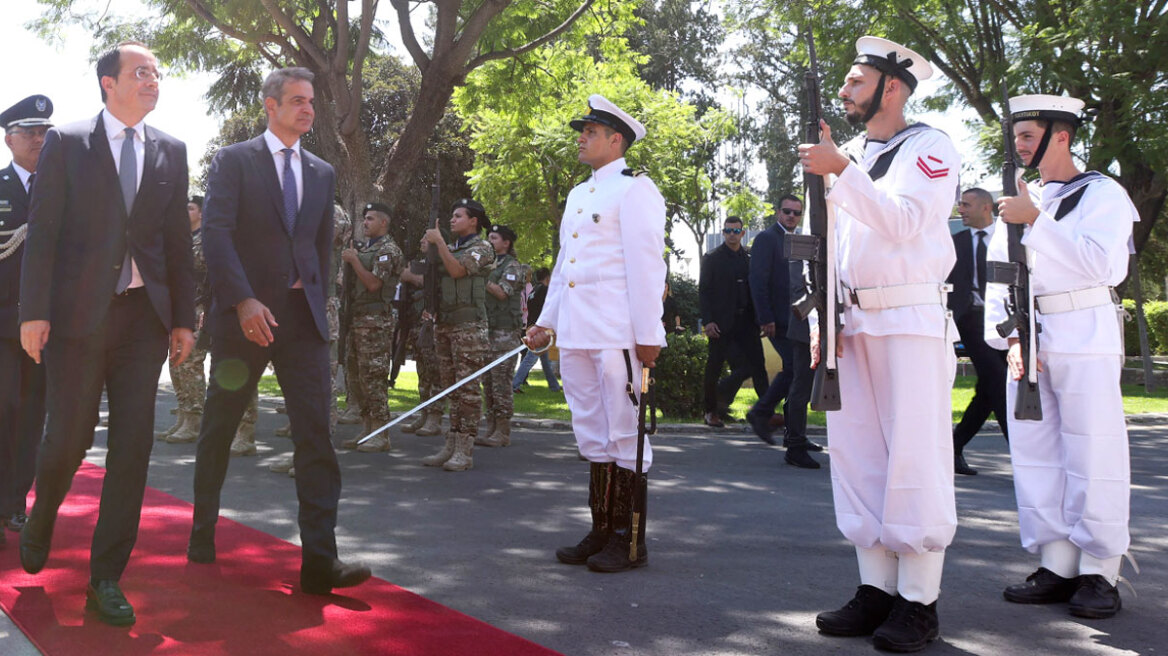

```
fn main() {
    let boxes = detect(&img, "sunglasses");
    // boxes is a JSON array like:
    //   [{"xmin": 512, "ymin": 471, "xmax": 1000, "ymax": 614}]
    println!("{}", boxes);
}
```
[
  {"xmin": 722, "ymin": 227, "xmax": 744, "ymax": 234},
  {"xmin": 781, "ymin": 208, "xmax": 803, "ymax": 216}
]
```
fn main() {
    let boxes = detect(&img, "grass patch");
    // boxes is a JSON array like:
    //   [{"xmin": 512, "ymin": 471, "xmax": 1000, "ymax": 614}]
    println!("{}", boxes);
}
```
[{"xmin": 257, "ymin": 372, "xmax": 1168, "ymax": 425}]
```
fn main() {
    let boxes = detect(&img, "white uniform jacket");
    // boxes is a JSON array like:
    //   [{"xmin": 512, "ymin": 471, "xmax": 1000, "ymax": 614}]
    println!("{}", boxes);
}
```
[
  {"xmin": 537, "ymin": 157, "xmax": 667, "ymax": 349},
  {"xmin": 816, "ymin": 125, "xmax": 960, "ymax": 340},
  {"xmin": 984, "ymin": 173, "xmax": 1135, "ymax": 354}
]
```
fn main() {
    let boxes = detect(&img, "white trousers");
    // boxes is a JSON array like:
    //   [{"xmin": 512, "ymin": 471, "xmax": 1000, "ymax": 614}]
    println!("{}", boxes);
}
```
[
  {"xmin": 1006, "ymin": 352, "xmax": 1130, "ymax": 560},
  {"xmin": 827, "ymin": 333, "xmax": 957, "ymax": 554},
  {"xmin": 559, "ymin": 348, "xmax": 653, "ymax": 471}
]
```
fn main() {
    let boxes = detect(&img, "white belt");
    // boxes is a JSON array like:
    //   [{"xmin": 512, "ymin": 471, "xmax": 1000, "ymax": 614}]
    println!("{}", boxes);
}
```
[
  {"xmin": 843, "ymin": 282, "xmax": 952, "ymax": 310},
  {"xmin": 1035, "ymin": 286, "xmax": 1118, "ymax": 314}
]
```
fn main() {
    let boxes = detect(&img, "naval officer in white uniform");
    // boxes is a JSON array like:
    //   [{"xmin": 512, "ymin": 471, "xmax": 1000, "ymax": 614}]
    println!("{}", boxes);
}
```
[
  {"xmin": 987, "ymin": 94, "xmax": 1135, "ymax": 619},
  {"xmin": 798, "ymin": 36, "xmax": 960, "ymax": 652},
  {"xmin": 526, "ymin": 95, "xmax": 666, "ymax": 574}
]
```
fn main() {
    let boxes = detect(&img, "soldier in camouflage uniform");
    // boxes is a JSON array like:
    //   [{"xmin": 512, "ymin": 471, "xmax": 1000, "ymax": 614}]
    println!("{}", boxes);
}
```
[
  {"xmin": 478, "ymin": 225, "xmax": 525, "ymax": 448},
  {"xmin": 399, "ymin": 259, "xmax": 444, "ymax": 436},
  {"xmin": 338, "ymin": 203, "xmax": 403, "ymax": 452},
  {"xmin": 419, "ymin": 199, "xmax": 494, "ymax": 471}
]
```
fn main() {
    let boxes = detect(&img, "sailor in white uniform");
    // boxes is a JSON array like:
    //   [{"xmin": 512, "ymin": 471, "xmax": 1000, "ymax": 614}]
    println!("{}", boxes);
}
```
[
  {"xmin": 526, "ymin": 95, "xmax": 666, "ymax": 574},
  {"xmin": 798, "ymin": 36, "xmax": 960, "ymax": 652},
  {"xmin": 987, "ymin": 94, "xmax": 1135, "ymax": 619}
]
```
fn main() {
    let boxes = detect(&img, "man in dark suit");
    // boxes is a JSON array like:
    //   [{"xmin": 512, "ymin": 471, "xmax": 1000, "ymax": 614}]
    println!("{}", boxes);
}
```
[
  {"xmin": 948, "ymin": 187, "xmax": 1009, "ymax": 475},
  {"xmin": 699, "ymin": 216, "xmax": 767, "ymax": 427},
  {"xmin": 747, "ymin": 195, "xmax": 820, "ymax": 468},
  {"xmin": 18, "ymin": 42, "xmax": 195, "ymax": 626},
  {"xmin": 0, "ymin": 96, "xmax": 53, "ymax": 543},
  {"xmin": 187, "ymin": 67, "xmax": 370, "ymax": 595}
]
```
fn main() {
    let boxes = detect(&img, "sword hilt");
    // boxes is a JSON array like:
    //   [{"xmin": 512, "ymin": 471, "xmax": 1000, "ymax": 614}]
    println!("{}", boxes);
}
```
[{"xmin": 524, "ymin": 328, "xmax": 556, "ymax": 355}]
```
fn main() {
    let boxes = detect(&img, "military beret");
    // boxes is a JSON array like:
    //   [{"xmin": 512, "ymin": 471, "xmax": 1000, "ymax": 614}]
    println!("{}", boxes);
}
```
[
  {"xmin": 363, "ymin": 201, "xmax": 392, "ymax": 217},
  {"xmin": 452, "ymin": 198, "xmax": 490, "ymax": 232},
  {"xmin": 1, "ymin": 95, "xmax": 54, "ymax": 130},
  {"xmin": 570, "ymin": 94, "xmax": 646, "ymax": 145},
  {"xmin": 489, "ymin": 224, "xmax": 517, "ymax": 244}
]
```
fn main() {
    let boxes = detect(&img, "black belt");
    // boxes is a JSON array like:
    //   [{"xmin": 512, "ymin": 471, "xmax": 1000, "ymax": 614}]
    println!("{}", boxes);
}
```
[{"xmin": 114, "ymin": 286, "xmax": 146, "ymax": 298}]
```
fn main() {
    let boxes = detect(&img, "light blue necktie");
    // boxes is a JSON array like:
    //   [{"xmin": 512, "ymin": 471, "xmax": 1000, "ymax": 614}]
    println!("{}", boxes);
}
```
[
  {"xmin": 116, "ymin": 127, "xmax": 136, "ymax": 293},
  {"xmin": 281, "ymin": 148, "xmax": 298, "ymax": 235}
]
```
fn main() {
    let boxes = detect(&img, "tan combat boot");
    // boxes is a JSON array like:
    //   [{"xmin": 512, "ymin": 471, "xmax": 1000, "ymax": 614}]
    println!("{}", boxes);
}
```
[
  {"xmin": 166, "ymin": 412, "xmax": 201, "ymax": 444},
  {"xmin": 421, "ymin": 432, "xmax": 456, "ymax": 467},
  {"xmin": 400, "ymin": 412, "xmax": 426, "ymax": 434},
  {"xmin": 157, "ymin": 411, "xmax": 186, "ymax": 441},
  {"xmin": 479, "ymin": 419, "xmax": 512, "ymax": 448},
  {"xmin": 337, "ymin": 405, "xmax": 362, "ymax": 424},
  {"xmin": 475, "ymin": 416, "xmax": 497, "ymax": 446},
  {"xmin": 230, "ymin": 421, "xmax": 257, "ymax": 456},
  {"xmin": 415, "ymin": 411, "xmax": 443, "ymax": 436},
  {"xmin": 442, "ymin": 434, "xmax": 474, "ymax": 472},
  {"xmin": 340, "ymin": 420, "xmax": 364, "ymax": 450},
  {"xmin": 269, "ymin": 453, "xmax": 295, "ymax": 473},
  {"xmin": 357, "ymin": 417, "xmax": 390, "ymax": 452}
]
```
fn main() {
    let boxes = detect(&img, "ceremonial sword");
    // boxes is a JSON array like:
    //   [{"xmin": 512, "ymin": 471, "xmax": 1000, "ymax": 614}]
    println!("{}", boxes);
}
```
[{"xmin": 356, "ymin": 332, "xmax": 555, "ymax": 446}]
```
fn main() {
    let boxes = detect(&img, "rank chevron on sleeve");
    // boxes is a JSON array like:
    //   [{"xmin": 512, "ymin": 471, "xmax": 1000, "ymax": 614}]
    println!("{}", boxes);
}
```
[{"xmin": 916, "ymin": 155, "xmax": 950, "ymax": 179}]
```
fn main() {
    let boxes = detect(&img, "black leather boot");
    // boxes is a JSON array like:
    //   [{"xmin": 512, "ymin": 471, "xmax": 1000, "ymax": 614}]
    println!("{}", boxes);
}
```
[
  {"xmin": 1003, "ymin": 567, "xmax": 1078, "ymax": 604},
  {"xmin": 872, "ymin": 596, "xmax": 939, "ymax": 652},
  {"xmin": 1068, "ymin": 574, "xmax": 1121, "ymax": 618},
  {"xmin": 586, "ymin": 467, "xmax": 647, "ymax": 573},
  {"xmin": 816, "ymin": 585, "xmax": 896, "ymax": 637},
  {"xmin": 556, "ymin": 462, "xmax": 614, "ymax": 564}
]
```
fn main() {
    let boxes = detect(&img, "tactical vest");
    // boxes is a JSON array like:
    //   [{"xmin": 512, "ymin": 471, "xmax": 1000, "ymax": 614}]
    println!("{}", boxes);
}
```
[
  {"xmin": 350, "ymin": 237, "xmax": 397, "ymax": 315},
  {"xmin": 485, "ymin": 253, "xmax": 523, "ymax": 331},
  {"xmin": 438, "ymin": 236, "xmax": 488, "ymax": 325}
]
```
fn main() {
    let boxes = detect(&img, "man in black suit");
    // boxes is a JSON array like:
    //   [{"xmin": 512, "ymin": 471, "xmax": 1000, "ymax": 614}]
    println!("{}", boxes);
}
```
[
  {"xmin": 699, "ymin": 216, "xmax": 767, "ymax": 427},
  {"xmin": 777, "ymin": 196, "xmax": 823, "ymax": 468},
  {"xmin": 18, "ymin": 42, "xmax": 195, "ymax": 626},
  {"xmin": 747, "ymin": 195, "xmax": 820, "ymax": 468},
  {"xmin": 948, "ymin": 187, "xmax": 1009, "ymax": 475},
  {"xmin": 187, "ymin": 67, "xmax": 370, "ymax": 595},
  {"xmin": 0, "ymin": 96, "xmax": 53, "ymax": 543}
]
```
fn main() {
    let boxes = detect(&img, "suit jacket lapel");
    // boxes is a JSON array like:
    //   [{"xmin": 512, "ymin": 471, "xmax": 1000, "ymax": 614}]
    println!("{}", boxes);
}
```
[
  {"xmin": 89, "ymin": 113, "xmax": 128, "ymax": 222},
  {"xmin": 297, "ymin": 155, "xmax": 322, "ymax": 238},
  {"xmin": 253, "ymin": 136, "xmax": 289, "ymax": 230},
  {"xmin": 130, "ymin": 127, "xmax": 162, "ymax": 222}
]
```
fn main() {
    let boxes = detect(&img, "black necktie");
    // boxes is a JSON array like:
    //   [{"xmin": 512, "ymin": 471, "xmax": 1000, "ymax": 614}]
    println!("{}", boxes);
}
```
[
  {"xmin": 976, "ymin": 230, "xmax": 987, "ymax": 295},
  {"xmin": 26, "ymin": 172, "xmax": 35, "ymax": 193}
]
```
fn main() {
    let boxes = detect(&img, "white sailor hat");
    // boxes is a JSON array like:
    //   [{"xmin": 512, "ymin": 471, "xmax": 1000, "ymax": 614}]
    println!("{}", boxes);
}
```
[
  {"xmin": 1009, "ymin": 94, "xmax": 1087, "ymax": 125},
  {"xmin": 853, "ymin": 36, "xmax": 933, "ymax": 92},
  {"xmin": 569, "ymin": 94, "xmax": 646, "ymax": 145}
]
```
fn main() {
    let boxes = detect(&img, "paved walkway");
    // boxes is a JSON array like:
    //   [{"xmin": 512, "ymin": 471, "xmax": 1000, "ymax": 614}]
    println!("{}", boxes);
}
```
[{"xmin": 2, "ymin": 390, "xmax": 1165, "ymax": 655}]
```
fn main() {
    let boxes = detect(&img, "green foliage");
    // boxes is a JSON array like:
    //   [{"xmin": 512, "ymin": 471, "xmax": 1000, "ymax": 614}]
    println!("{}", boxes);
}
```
[
  {"xmin": 654, "ymin": 331, "xmax": 708, "ymax": 419},
  {"xmin": 1122, "ymin": 299, "xmax": 1168, "ymax": 356},
  {"xmin": 667, "ymin": 272, "xmax": 700, "ymax": 334}
]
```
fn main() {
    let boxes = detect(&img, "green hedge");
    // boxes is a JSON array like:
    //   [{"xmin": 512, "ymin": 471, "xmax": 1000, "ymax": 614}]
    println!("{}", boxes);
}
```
[
  {"xmin": 1123, "ymin": 299, "xmax": 1168, "ymax": 355},
  {"xmin": 654, "ymin": 331, "xmax": 707, "ymax": 419}
]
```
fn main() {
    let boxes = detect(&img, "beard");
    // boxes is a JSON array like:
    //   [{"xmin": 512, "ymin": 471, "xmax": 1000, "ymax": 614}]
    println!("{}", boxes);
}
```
[{"xmin": 844, "ymin": 96, "xmax": 871, "ymax": 126}]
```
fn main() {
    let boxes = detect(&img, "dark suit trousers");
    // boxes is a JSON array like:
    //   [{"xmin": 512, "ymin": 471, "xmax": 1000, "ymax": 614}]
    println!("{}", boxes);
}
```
[
  {"xmin": 751, "ymin": 334, "xmax": 794, "ymax": 421},
  {"xmin": 34, "ymin": 289, "xmax": 168, "ymax": 580},
  {"xmin": 0, "ymin": 338, "xmax": 46, "ymax": 516},
  {"xmin": 953, "ymin": 309, "xmax": 1010, "ymax": 452},
  {"xmin": 783, "ymin": 338, "xmax": 814, "ymax": 448},
  {"xmin": 191, "ymin": 290, "xmax": 339, "ymax": 567},
  {"xmin": 703, "ymin": 318, "xmax": 767, "ymax": 413}
]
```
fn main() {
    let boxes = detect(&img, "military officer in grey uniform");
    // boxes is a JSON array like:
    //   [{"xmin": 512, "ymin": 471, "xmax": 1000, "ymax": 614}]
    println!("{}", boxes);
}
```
[
  {"xmin": 0, "ymin": 95, "xmax": 53, "ymax": 538},
  {"xmin": 478, "ymin": 224, "xmax": 525, "ymax": 448}
]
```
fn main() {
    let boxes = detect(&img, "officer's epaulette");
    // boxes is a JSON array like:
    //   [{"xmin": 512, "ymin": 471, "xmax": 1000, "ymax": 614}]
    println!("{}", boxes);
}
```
[{"xmin": 621, "ymin": 168, "xmax": 647, "ymax": 177}]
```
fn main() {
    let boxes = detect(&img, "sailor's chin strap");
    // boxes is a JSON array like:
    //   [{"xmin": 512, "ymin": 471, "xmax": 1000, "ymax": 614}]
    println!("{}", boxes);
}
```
[{"xmin": 1024, "ymin": 120, "xmax": 1055, "ymax": 170}]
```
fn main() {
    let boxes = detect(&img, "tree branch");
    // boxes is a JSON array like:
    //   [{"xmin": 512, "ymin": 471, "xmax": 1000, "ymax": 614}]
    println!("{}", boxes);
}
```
[
  {"xmin": 258, "ymin": 0, "xmax": 331, "ymax": 71},
  {"xmin": 391, "ymin": 0, "xmax": 430, "ymax": 72},
  {"xmin": 466, "ymin": 0, "xmax": 596, "ymax": 70},
  {"xmin": 342, "ymin": 0, "xmax": 379, "ymax": 135}
]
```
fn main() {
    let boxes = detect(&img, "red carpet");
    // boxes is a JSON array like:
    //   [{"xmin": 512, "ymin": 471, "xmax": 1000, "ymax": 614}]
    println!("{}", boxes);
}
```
[{"xmin": 0, "ymin": 463, "xmax": 562, "ymax": 656}]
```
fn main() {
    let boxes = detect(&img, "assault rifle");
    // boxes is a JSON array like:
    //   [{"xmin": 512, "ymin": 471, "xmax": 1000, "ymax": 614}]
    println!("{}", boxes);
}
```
[
  {"xmin": 784, "ymin": 26, "xmax": 842, "ymax": 411},
  {"xmin": 986, "ymin": 83, "xmax": 1042, "ymax": 420},
  {"xmin": 337, "ymin": 206, "xmax": 357, "ymax": 363},
  {"xmin": 423, "ymin": 163, "xmax": 441, "ymax": 320}
]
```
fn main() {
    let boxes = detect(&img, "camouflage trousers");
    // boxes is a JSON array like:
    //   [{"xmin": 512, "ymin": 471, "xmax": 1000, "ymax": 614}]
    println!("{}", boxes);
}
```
[
  {"xmin": 170, "ymin": 337, "xmax": 208, "ymax": 413},
  {"xmin": 434, "ymin": 320, "xmax": 489, "ymax": 438},
  {"xmin": 482, "ymin": 328, "xmax": 521, "ymax": 422},
  {"xmin": 344, "ymin": 316, "xmax": 395, "ymax": 424},
  {"xmin": 414, "ymin": 321, "xmax": 442, "ymax": 406}
]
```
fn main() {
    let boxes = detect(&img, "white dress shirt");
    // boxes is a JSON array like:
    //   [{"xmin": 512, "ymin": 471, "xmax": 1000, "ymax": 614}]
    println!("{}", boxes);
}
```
[
  {"xmin": 263, "ymin": 129, "xmax": 302, "ymax": 210},
  {"xmin": 12, "ymin": 162, "xmax": 33, "ymax": 192},
  {"xmin": 969, "ymin": 221, "xmax": 996, "ymax": 292},
  {"xmin": 103, "ymin": 108, "xmax": 146, "ymax": 289}
]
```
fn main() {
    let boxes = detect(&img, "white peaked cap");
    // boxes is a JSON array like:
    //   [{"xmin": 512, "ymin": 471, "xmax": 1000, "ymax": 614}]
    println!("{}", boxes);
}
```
[{"xmin": 569, "ymin": 94, "xmax": 647, "ymax": 144}]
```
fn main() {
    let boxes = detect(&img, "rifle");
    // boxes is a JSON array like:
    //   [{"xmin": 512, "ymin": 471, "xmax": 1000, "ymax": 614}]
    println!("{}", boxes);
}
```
[
  {"xmin": 423, "ymin": 163, "xmax": 441, "ymax": 320},
  {"xmin": 784, "ymin": 26, "xmax": 842, "ymax": 411},
  {"xmin": 986, "ymin": 83, "xmax": 1042, "ymax": 420},
  {"xmin": 337, "ymin": 206, "xmax": 357, "ymax": 364}
]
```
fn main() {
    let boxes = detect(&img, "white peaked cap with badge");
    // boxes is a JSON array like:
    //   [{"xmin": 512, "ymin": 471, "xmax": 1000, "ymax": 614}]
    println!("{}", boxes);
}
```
[
  {"xmin": 854, "ymin": 36, "xmax": 934, "ymax": 91},
  {"xmin": 569, "ymin": 94, "xmax": 647, "ymax": 145},
  {"xmin": 1009, "ymin": 94, "xmax": 1087, "ymax": 124}
]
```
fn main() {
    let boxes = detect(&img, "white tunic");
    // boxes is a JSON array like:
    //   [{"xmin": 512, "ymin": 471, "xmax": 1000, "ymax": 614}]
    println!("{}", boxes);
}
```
[{"xmin": 537, "ymin": 157, "xmax": 667, "ymax": 349}]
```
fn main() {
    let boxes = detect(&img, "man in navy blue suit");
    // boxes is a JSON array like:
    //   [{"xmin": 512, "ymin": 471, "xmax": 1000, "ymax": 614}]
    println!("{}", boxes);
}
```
[
  {"xmin": 187, "ymin": 67, "xmax": 370, "ymax": 595},
  {"xmin": 948, "ymin": 187, "xmax": 1009, "ymax": 475},
  {"xmin": 747, "ymin": 195, "xmax": 820, "ymax": 468}
]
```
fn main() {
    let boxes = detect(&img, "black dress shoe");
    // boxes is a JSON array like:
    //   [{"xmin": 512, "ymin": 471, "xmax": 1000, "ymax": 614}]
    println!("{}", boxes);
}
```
[
  {"xmin": 816, "ymin": 585, "xmax": 896, "ymax": 637},
  {"xmin": 955, "ymin": 454, "xmax": 978, "ymax": 476},
  {"xmin": 1068, "ymin": 574, "xmax": 1122, "ymax": 618},
  {"xmin": 86, "ymin": 579, "xmax": 136, "ymax": 626},
  {"xmin": 1003, "ymin": 567, "xmax": 1078, "ymax": 604},
  {"xmin": 6, "ymin": 512, "xmax": 27, "ymax": 532},
  {"xmin": 872, "ymin": 596, "xmax": 939, "ymax": 652},
  {"xmin": 703, "ymin": 412, "xmax": 725, "ymax": 428},
  {"xmin": 805, "ymin": 441, "xmax": 824, "ymax": 452},
  {"xmin": 19, "ymin": 510, "xmax": 55, "ymax": 574},
  {"xmin": 746, "ymin": 409, "xmax": 776, "ymax": 445},
  {"xmin": 187, "ymin": 540, "xmax": 216, "ymax": 564},
  {"xmin": 785, "ymin": 446, "xmax": 821, "ymax": 469},
  {"xmin": 301, "ymin": 559, "xmax": 373, "ymax": 595}
]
